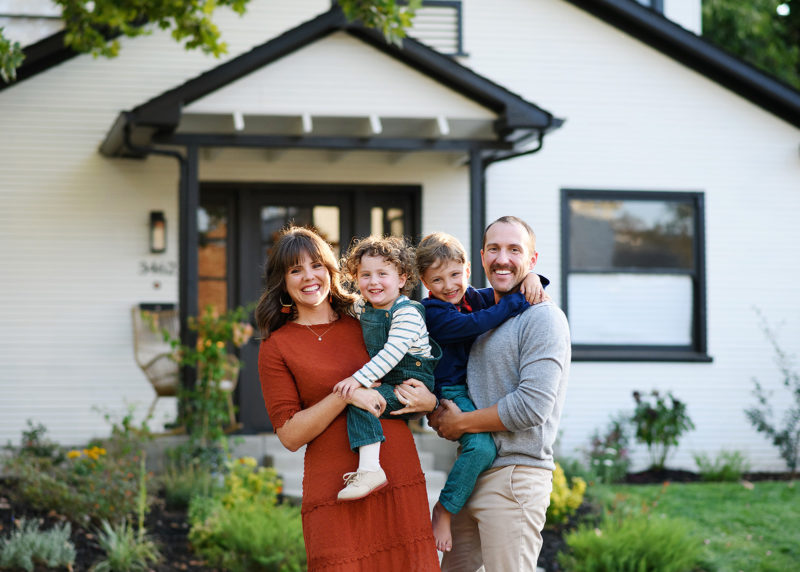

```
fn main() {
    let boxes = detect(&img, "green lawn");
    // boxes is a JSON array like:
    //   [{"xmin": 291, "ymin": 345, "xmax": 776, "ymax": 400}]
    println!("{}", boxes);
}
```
[{"xmin": 585, "ymin": 480, "xmax": 800, "ymax": 572}]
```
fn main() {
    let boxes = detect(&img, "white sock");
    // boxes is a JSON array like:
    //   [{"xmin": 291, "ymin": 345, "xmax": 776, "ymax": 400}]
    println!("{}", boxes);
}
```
[{"xmin": 357, "ymin": 442, "xmax": 382, "ymax": 472}]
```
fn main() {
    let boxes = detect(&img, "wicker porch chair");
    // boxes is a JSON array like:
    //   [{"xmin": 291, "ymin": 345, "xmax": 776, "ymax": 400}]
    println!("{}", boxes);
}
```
[{"xmin": 131, "ymin": 305, "xmax": 180, "ymax": 419}]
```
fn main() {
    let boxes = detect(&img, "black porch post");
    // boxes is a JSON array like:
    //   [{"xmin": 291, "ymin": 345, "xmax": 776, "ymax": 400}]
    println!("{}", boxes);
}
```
[
  {"xmin": 179, "ymin": 144, "xmax": 200, "ymax": 387},
  {"xmin": 469, "ymin": 148, "xmax": 486, "ymax": 286}
]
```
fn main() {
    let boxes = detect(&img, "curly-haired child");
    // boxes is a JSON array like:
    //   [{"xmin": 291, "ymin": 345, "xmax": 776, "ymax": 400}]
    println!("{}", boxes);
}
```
[{"xmin": 333, "ymin": 235, "xmax": 441, "ymax": 501}]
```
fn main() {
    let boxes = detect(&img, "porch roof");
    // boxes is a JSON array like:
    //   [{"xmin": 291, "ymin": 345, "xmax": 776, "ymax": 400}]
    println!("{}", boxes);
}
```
[{"xmin": 98, "ymin": 5, "xmax": 563, "ymax": 161}]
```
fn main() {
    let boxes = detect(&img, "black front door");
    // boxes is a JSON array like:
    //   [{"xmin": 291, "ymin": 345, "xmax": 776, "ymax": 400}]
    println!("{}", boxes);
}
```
[{"xmin": 198, "ymin": 182, "xmax": 421, "ymax": 433}]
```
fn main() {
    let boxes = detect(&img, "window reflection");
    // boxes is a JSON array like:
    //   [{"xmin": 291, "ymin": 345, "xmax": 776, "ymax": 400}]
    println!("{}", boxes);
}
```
[
  {"xmin": 198, "ymin": 205, "xmax": 228, "ymax": 312},
  {"xmin": 261, "ymin": 205, "xmax": 341, "ymax": 262},
  {"xmin": 569, "ymin": 199, "xmax": 694, "ymax": 271}
]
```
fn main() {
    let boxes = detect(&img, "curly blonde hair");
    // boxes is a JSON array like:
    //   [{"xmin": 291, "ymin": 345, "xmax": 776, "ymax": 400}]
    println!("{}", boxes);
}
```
[{"xmin": 342, "ymin": 235, "xmax": 417, "ymax": 297}]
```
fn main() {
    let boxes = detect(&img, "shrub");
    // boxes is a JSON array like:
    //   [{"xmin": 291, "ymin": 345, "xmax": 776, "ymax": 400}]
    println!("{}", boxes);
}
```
[
  {"xmin": 558, "ymin": 510, "xmax": 704, "ymax": 572},
  {"xmin": 693, "ymin": 450, "xmax": 750, "ymax": 482},
  {"xmin": 190, "ymin": 501, "xmax": 305, "ymax": 572},
  {"xmin": 3, "ymin": 414, "xmax": 153, "ymax": 524},
  {"xmin": 584, "ymin": 414, "xmax": 632, "ymax": 484},
  {"xmin": 0, "ymin": 518, "xmax": 76, "ymax": 572},
  {"xmin": 14, "ymin": 420, "xmax": 64, "ymax": 462},
  {"xmin": 631, "ymin": 390, "xmax": 695, "ymax": 470},
  {"xmin": 546, "ymin": 463, "xmax": 587, "ymax": 527},
  {"xmin": 188, "ymin": 456, "xmax": 305, "ymax": 571},
  {"xmin": 744, "ymin": 309, "xmax": 800, "ymax": 477}
]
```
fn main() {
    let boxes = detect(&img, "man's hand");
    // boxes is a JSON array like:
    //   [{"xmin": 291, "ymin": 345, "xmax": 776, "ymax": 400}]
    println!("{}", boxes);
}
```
[
  {"xmin": 390, "ymin": 378, "xmax": 437, "ymax": 415},
  {"xmin": 427, "ymin": 399, "xmax": 465, "ymax": 440},
  {"xmin": 333, "ymin": 376, "xmax": 365, "ymax": 399}
]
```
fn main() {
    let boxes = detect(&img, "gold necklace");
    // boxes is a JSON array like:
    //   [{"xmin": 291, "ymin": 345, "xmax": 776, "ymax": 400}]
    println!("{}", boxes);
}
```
[{"xmin": 303, "ymin": 321, "xmax": 336, "ymax": 341}]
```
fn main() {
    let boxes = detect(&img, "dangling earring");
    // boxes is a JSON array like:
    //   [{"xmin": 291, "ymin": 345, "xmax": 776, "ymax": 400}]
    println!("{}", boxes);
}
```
[
  {"xmin": 329, "ymin": 293, "xmax": 333, "ymax": 304},
  {"xmin": 280, "ymin": 292, "xmax": 294, "ymax": 314}
]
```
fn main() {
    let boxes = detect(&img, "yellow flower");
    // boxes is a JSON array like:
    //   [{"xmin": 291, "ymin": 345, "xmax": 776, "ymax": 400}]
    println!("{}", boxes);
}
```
[
  {"xmin": 67, "ymin": 450, "xmax": 82, "ymax": 459},
  {"xmin": 216, "ymin": 341, "xmax": 225, "ymax": 349}
]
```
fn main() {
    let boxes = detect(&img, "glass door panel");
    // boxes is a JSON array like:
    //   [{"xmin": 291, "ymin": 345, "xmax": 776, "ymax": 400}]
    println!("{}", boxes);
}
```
[{"xmin": 198, "ymin": 204, "xmax": 229, "ymax": 312}]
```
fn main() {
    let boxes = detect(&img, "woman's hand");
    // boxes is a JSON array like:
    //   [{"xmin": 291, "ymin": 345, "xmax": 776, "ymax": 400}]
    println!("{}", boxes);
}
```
[
  {"xmin": 390, "ymin": 378, "xmax": 437, "ymax": 415},
  {"xmin": 346, "ymin": 386, "xmax": 387, "ymax": 418}
]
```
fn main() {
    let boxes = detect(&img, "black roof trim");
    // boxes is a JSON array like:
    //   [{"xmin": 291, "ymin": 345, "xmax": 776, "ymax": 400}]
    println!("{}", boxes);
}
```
[
  {"xmin": 565, "ymin": 0, "xmax": 800, "ymax": 128},
  {"xmin": 129, "ymin": 6, "xmax": 559, "ymax": 133}
]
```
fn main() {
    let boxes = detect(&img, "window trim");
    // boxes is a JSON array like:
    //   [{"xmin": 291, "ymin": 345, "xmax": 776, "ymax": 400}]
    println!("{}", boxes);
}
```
[{"xmin": 560, "ymin": 188, "xmax": 711, "ymax": 363}]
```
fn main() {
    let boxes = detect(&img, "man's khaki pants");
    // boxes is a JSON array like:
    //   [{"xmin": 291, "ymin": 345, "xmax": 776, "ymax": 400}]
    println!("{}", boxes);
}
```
[{"xmin": 440, "ymin": 465, "xmax": 553, "ymax": 572}]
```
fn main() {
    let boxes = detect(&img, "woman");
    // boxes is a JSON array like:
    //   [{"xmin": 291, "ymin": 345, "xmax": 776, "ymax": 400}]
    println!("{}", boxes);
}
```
[{"xmin": 256, "ymin": 226, "xmax": 440, "ymax": 571}]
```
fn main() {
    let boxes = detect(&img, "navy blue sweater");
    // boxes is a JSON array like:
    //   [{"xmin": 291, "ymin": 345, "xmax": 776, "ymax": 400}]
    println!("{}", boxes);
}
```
[{"xmin": 422, "ymin": 286, "xmax": 531, "ymax": 397}]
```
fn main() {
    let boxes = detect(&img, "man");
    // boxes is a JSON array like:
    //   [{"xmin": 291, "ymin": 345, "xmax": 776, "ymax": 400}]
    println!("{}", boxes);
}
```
[{"xmin": 428, "ymin": 215, "xmax": 571, "ymax": 571}]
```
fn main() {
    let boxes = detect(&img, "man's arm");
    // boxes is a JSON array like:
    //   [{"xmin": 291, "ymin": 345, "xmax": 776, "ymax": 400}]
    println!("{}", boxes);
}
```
[
  {"xmin": 495, "ymin": 305, "xmax": 569, "ymax": 431},
  {"xmin": 428, "ymin": 304, "xmax": 569, "ymax": 439}
]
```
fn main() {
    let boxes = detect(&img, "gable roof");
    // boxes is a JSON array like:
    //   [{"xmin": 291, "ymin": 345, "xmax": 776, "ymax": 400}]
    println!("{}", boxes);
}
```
[
  {"xmin": 4, "ymin": 1, "xmax": 800, "ymax": 129},
  {"xmin": 565, "ymin": 0, "xmax": 800, "ymax": 128},
  {"xmin": 98, "ymin": 6, "xmax": 562, "ymax": 158}
]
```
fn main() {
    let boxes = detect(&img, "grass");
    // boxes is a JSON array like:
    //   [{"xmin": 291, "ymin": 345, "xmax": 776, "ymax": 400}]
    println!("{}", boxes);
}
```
[{"xmin": 586, "ymin": 480, "xmax": 800, "ymax": 572}]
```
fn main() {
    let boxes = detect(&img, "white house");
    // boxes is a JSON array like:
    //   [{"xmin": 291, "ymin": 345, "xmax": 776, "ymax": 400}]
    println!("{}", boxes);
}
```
[{"xmin": 1, "ymin": 0, "xmax": 799, "ymax": 473}]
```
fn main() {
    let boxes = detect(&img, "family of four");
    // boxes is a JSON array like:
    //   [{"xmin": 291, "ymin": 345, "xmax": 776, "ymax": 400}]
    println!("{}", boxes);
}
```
[{"xmin": 256, "ymin": 215, "xmax": 571, "ymax": 571}]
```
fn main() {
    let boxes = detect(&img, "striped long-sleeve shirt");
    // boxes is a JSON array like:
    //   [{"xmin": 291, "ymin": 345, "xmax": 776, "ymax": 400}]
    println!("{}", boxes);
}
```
[{"xmin": 351, "ymin": 295, "xmax": 434, "ymax": 388}]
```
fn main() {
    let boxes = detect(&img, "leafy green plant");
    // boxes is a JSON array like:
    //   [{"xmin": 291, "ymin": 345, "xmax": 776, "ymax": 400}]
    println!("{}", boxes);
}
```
[
  {"xmin": 558, "ymin": 509, "xmax": 704, "ymax": 572},
  {"xmin": 584, "ymin": 414, "xmax": 632, "ymax": 484},
  {"xmin": 93, "ymin": 454, "xmax": 160, "ymax": 571},
  {"xmin": 0, "ymin": 519, "xmax": 76, "ymax": 572},
  {"xmin": 693, "ymin": 449, "xmax": 750, "ymax": 482},
  {"xmin": 744, "ymin": 309, "xmax": 800, "ymax": 477},
  {"xmin": 158, "ymin": 304, "xmax": 253, "ymax": 451},
  {"xmin": 631, "ymin": 390, "xmax": 695, "ymax": 470},
  {"xmin": 339, "ymin": 0, "xmax": 422, "ymax": 46},
  {"xmin": 546, "ymin": 463, "xmax": 587, "ymax": 527},
  {"xmin": 93, "ymin": 520, "xmax": 160, "ymax": 572},
  {"xmin": 188, "ymin": 456, "xmax": 305, "ymax": 571}
]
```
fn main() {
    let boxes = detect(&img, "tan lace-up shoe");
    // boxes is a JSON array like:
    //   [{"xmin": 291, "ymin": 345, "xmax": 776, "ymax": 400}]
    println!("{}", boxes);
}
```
[{"xmin": 337, "ymin": 468, "xmax": 388, "ymax": 501}]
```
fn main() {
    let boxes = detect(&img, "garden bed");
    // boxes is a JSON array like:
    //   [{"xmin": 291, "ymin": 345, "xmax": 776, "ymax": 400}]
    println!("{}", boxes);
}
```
[
  {"xmin": 2, "ymin": 469, "xmax": 795, "ymax": 571},
  {"xmin": 0, "ymin": 477, "xmax": 217, "ymax": 572}
]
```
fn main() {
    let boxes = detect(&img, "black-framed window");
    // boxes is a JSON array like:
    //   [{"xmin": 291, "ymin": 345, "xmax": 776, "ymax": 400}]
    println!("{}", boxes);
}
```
[
  {"xmin": 409, "ymin": 1, "xmax": 466, "ymax": 57},
  {"xmin": 561, "ymin": 189, "xmax": 711, "ymax": 362}
]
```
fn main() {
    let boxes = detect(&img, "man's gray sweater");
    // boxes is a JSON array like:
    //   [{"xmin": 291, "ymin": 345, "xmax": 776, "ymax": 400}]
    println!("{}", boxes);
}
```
[{"xmin": 466, "ymin": 301, "xmax": 570, "ymax": 471}]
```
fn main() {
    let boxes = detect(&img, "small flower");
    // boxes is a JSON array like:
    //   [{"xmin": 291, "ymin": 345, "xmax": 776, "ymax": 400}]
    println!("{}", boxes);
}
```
[{"xmin": 67, "ymin": 450, "xmax": 82, "ymax": 459}]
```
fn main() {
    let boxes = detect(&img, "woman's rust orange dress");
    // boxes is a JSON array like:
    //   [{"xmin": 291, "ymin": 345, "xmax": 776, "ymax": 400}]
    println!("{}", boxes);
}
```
[{"xmin": 259, "ymin": 316, "xmax": 440, "ymax": 571}]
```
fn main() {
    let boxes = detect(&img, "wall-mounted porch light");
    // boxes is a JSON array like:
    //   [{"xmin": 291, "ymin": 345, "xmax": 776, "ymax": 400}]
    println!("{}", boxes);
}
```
[{"xmin": 149, "ymin": 211, "xmax": 166, "ymax": 254}]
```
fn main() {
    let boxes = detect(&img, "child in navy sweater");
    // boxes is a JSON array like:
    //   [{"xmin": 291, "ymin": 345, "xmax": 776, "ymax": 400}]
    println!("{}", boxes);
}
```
[{"xmin": 417, "ymin": 232, "xmax": 548, "ymax": 552}]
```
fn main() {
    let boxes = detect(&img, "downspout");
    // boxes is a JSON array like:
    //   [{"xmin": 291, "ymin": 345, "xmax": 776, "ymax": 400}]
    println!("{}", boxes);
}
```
[
  {"xmin": 123, "ymin": 119, "xmax": 197, "ymax": 396},
  {"xmin": 483, "ymin": 130, "xmax": 544, "ymax": 167}
]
